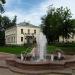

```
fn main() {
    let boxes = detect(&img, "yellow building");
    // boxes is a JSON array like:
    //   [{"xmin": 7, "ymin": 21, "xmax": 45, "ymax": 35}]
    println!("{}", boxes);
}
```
[{"xmin": 5, "ymin": 22, "xmax": 40, "ymax": 45}]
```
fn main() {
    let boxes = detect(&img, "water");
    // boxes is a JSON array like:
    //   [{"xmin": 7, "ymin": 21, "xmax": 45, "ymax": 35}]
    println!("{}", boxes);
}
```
[
  {"xmin": 20, "ymin": 32, "xmax": 47, "ymax": 61},
  {"xmin": 36, "ymin": 32, "xmax": 47, "ymax": 61}
]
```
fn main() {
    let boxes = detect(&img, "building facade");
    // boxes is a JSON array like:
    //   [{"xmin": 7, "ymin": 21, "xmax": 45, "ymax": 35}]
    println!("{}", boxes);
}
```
[
  {"xmin": 59, "ymin": 35, "xmax": 75, "ymax": 43},
  {"xmin": 5, "ymin": 22, "xmax": 40, "ymax": 45}
]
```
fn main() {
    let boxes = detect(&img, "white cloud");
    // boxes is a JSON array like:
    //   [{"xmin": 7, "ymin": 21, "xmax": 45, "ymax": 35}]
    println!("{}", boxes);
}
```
[
  {"xmin": 3, "ymin": 0, "xmax": 50, "ymax": 26},
  {"xmin": 52, "ymin": 0, "xmax": 75, "ymax": 18},
  {"xmin": 5, "ymin": 0, "xmax": 75, "ymax": 26}
]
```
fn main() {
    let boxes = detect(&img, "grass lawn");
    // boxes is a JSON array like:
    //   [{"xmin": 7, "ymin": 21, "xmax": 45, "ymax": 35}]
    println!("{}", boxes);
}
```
[
  {"xmin": 60, "ymin": 47, "xmax": 75, "ymax": 54},
  {"xmin": 0, "ymin": 46, "xmax": 32, "ymax": 54},
  {"xmin": 47, "ymin": 46, "xmax": 75, "ymax": 54},
  {"xmin": 0, "ymin": 43, "xmax": 75, "ymax": 55},
  {"xmin": 47, "ymin": 43, "xmax": 75, "ymax": 54}
]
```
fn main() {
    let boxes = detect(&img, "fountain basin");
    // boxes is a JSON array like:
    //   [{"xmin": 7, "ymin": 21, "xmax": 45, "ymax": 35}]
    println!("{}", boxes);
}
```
[
  {"xmin": 6, "ymin": 59, "xmax": 64, "ymax": 70},
  {"xmin": 6, "ymin": 55, "xmax": 75, "ymax": 74}
]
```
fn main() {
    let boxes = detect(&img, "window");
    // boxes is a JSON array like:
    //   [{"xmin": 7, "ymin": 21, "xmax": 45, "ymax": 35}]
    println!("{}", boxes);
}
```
[
  {"xmin": 28, "ymin": 29, "xmax": 30, "ymax": 34},
  {"xmin": 34, "ymin": 30, "xmax": 36, "ymax": 34},
  {"xmin": 14, "ymin": 37, "xmax": 15, "ymax": 42},
  {"xmin": 11, "ymin": 37, "xmax": 13, "ymax": 43},
  {"xmin": 21, "ymin": 37, "xmax": 23, "ymax": 42},
  {"xmin": 21, "ymin": 29, "xmax": 23, "ymax": 34}
]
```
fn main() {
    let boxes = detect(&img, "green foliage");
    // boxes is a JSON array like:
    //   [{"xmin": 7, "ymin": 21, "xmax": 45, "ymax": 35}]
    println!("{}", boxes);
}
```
[
  {"xmin": 47, "ymin": 46, "xmax": 59, "ymax": 53},
  {"xmin": 0, "ymin": 0, "xmax": 6, "ymax": 4},
  {"xmin": 48, "ymin": 42, "xmax": 75, "ymax": 47},
  {"xmin": 11, "ymin": 16, "xmax": 17, "ymax": 26},
  {"xmin": 47, "ymin": 43, "xmax": 75, "ymax": 55},
  {"xmin": 0, "ymin": 15, "xmax": 17, "ymax": 45},
  {"xmin": 2, "ymin": 16, "xmax": 11, "ymax": 29},
  {"xmin": 0, "ymin": 4, "xmax": 4, "ymax": 13},
  {"xmin": 0, "ymin": 46, "xmax": 31, "ymax": 54},
  {"xmin": 41, "ymin": 6, "xmax": 75, "ymax": 43},
  {"xmin": 2, "ymin": 16, "xmax": 17, "ymax": 29},
  {"xmin": 0, "ymin": 31, "xmax": 5, "ymax": 45},
  {"xmin": 0, "ymin": 43, "xmax": 75, "ymax": 55},
  {"xmin": 0, "ymin": 0, "xmax": 6, "ymax": 13},
  {"xmin": 21, "ymin": 47, "xmax": 32, "ymax": 55}
]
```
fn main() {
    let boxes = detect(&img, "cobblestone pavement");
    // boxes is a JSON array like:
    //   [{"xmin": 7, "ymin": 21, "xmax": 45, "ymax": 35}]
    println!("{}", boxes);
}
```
[
  {"xmin": 0, "ymin": 68, "xmax": 25, "ymax": 75},
  {"xmin": 0, "ymin": 52, "xmax": 25, "ymax": 75},
  {"xmin": 0, "ymin": 67, "xmax": 64, "ymax": 75},
  {"xmin": 0, "ymin": 61, "xmax": 65, "ymax": 75},
  {"xmin": 0, "ymin": 61, "xmax": 66, "ymax": 75}
]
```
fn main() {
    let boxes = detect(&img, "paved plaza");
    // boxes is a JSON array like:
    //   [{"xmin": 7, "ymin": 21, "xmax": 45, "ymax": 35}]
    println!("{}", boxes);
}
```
[{"xmin": 0, "ymin": 52, "xmax": 23, "ymax": 75}]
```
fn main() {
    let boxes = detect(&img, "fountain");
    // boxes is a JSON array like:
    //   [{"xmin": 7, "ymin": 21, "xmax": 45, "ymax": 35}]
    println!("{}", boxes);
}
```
[
  {"xmin": 34, "ymin": 32, "xmax": 47, "ymax": 61},
  {"xmin": 5, "ymin": 32, "xmax": 75, "ymax": 75}
]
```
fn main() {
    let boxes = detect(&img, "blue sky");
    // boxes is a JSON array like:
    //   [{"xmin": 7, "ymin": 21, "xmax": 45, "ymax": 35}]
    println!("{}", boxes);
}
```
[
  {"xmin": 3, "ymin": 0, "xmax": 75, "ymax": 26},
  {"xmin": 5, "ymin": 0, "xmax": 45, "ymax": 12}
]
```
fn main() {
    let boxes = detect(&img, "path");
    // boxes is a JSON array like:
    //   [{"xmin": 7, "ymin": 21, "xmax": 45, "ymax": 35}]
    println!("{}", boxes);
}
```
[{"xmin": 0, "ymin": 52, "xmax": 24, "ymax": 75}]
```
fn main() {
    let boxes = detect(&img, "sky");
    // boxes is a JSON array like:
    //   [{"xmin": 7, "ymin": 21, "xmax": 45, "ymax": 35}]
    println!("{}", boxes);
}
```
[{"xmin": 2, "ymin": 0, "xmax": 75, "ymax": 26}]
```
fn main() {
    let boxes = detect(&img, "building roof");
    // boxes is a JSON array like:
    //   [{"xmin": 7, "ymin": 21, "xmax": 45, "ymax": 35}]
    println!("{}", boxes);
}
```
[
  {"xmin": 5, "ymin": 22, "xmax": 40, "ymax": 30},
  {"xmin": 17, "ymin": 22, "xmax": 39, "ymax": 28}
]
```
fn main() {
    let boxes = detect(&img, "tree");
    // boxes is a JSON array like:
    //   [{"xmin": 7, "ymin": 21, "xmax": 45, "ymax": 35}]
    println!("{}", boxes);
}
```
[
  {"xmin": 2, "ymin": 16, "xmax": 11, "ymax": 29},
  {"xmin": 0, "ymin": 29, "xmax": 5, "ymax": 45},
  {"xmin": 0, "ymin": 0, "xmax": 5, "ymax": 30},
  {"xmin": 59, "ymin": 19, "xmax": 75, "ymax": 42},
  {"xmin": 2, "ymin": 16, "xmax": 17, "ymax": 29},
  {"xmin": 0, "ymin": 0, "xmax": 5, "ymax": 45},
  {"xmin": 1, "ymin": 0, "xmax": 6, "ymax": 4},
  {"xmin": 0, "ymin": 15, "xmax": 16, "ymax": 45},
  {"xmin": 11, "ymin": 16, "xmax": 17, "ymax": 26},
  {"xmin": 41, "ymin": 6, "xmax": 75, "ymax": 43},
  {"xmin": 0, "ymin": 0, "xmax": 6, "ymax": 13}
]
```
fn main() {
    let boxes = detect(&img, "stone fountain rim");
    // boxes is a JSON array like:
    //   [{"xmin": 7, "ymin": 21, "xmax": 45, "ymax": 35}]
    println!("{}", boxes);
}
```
[
  {"xmin": 6, "ymin": 54, "xmax": 75, "ymax": 65},
  {"xmin": 6, "ymin": 58, "xmax": 66, "ymax": 65}
]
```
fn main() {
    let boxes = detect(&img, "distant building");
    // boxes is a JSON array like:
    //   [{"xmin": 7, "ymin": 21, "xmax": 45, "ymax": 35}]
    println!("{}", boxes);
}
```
[
  {"xmin": 5, "ymin": 22, "xmax": 40, "ymax": 45},
  {"xmin": 59, "ymin": 34, "xmax": 75, "ymax": 43}
]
